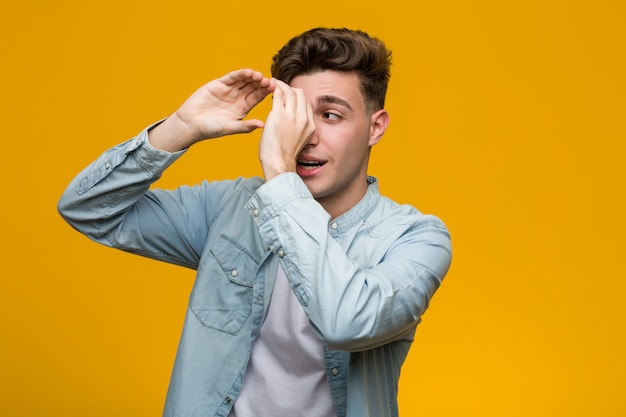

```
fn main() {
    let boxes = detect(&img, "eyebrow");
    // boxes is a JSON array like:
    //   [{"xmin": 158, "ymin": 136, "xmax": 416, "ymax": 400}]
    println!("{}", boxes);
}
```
[{"xmin": 317, "ymin": 95, "xmax": 353, "ymax": 111}]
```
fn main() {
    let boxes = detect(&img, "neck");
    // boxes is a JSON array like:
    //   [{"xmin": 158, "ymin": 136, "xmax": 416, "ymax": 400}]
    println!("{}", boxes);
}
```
[{"xmin": 316, "ymin": 179, "xmax": 369, "ymax": 220}]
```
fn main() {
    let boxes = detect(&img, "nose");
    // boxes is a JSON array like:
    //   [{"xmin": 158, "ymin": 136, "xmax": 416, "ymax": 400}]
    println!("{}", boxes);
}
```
[{"xmin": 303, "ymin": 122, "xmax": 319, "ymax": 148}]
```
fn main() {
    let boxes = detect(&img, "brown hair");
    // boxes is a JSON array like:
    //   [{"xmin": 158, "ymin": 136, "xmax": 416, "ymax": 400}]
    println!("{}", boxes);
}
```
[{"xmin": 271, "ymin": 28, "xmax": 392, "ymax": 112}]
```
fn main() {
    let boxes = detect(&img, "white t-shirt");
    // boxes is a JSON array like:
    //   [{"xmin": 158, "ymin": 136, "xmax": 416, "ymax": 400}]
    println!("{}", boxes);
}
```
[{"xmin": 228, "ymin": 264, "xmax": 337, "ymax": 417}]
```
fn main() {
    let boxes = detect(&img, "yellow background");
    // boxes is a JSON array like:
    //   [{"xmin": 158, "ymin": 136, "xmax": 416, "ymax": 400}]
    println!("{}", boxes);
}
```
[{"xmin": 2, "ymin": 1, "xmax": 625, "ymax": 416}]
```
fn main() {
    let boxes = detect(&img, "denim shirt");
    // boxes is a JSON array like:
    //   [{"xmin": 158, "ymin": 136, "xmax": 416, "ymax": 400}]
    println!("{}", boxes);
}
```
[{"xmin": 58, "ymin": 125, "xmax": 452, "ymax": 417}]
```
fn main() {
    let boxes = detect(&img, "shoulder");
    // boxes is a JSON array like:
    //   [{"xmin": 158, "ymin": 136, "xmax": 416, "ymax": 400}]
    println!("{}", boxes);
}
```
[
  {"xmin": 374, "ymin": 194, "xmax": 448, "ymax": 231},
  {"xmin": 192, "ymin": 176, "xmax": 264, "ymax": 196},
  {"xmin": 364, "ymin": 195, "xmax": 451, "ymax": 265}
]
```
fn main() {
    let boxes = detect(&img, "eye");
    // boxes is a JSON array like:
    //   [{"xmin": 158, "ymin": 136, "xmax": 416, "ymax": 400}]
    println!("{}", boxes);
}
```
[{"xmin": 322, "ymin": 112, "xmax": 341, "ymax": 120}]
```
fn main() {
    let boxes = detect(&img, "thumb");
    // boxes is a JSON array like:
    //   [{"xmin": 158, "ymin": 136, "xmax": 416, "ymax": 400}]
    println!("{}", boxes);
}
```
[{"xmin": 234, "ymin": 119, "xmax": 265, "ymax": 134}]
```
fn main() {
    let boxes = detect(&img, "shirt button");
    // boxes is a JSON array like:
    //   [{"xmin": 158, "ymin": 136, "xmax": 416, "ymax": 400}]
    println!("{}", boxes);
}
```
[
  {"xmin": 230, "ymin": 269, "xmax": 238, "ymax": 277},
  {"xmin": 252, "ymin": 209, "xmax": 260, "ymax": 217},
  {"xmin": 105, "ymin": 162, "xmax": 112, "ymax": 170},
  {"xmin": 332, "ymin": 368, "xmax": 339, "ymax": 376},
  {"xmin": 277, "ymin": 249, "xmax": 285, "ymax": 258},
  {"xmin": 256, "ymin": 294, "xmax": 263, "ymax": 301},
  {"xmin": 330, "ymin": 222, "xmax": 338, "ymax": 230},
  {"xmin": 225, "ymin": 396, "xmax": 232, "ymax": 404}
]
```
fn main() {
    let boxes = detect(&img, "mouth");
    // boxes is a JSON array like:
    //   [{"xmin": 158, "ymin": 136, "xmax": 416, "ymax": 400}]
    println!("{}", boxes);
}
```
[
  {"xmin": 296, "ymin": 158, "xmax": 327, "ymax": 177},
  {"xmin": 297, "ymin": 159, "xmax": 326, "ymax": 170}
]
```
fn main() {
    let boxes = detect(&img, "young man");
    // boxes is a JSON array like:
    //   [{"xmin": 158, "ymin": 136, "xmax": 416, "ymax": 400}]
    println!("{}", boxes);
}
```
[{"xmin": 58, "ymin": 28, "xmax": 452, "ymax": 417}]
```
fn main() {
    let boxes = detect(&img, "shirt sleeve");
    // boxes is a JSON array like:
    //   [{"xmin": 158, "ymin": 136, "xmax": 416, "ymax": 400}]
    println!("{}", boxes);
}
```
[
  {"xmin": 58, "ymin": 123, "xmax": 215, "ymax": 269},
  {"xmin": 246, "ymin": 173, "xmax": 452, "ymax": 351}
]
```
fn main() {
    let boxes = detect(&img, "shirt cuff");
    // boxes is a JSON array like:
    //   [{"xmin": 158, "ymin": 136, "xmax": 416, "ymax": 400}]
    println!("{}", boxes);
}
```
[
  {"xmin": 245, "ymin": 173, "xmax": 326, "ymax": 252},
  {"xmin": 245, "ymin": 173, "xmax": 311, "ymax": 219},
  {"xmin": 132, "ymin": 120, "xmax": 186, "ymax": 172}
]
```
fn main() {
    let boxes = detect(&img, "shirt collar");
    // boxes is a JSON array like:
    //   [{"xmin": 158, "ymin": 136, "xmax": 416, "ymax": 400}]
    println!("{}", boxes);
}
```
[{"xmin": 331, "ymin": 176, "xmax": 380, "ymax": 230}]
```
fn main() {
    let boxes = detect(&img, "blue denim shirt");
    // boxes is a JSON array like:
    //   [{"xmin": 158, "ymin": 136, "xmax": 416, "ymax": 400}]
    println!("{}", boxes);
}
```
[{"xmin": 58, "ymin": 125, "xmax": 452, "ymax": 417}]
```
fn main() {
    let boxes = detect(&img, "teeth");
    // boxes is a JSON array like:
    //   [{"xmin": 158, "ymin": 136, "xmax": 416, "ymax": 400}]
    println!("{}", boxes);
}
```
[{"xmin": 299, "ymin": 160, "xmax": 323, "ymax": 167}]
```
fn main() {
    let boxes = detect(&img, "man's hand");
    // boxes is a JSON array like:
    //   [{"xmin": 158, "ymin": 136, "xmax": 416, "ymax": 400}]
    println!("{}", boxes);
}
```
[
  {"xmin": 259, "ymin": 80, "xmax": 315, "ymax": 181},
  {"xmin": 149, "ymin": 69, "xmax": 276, "ymax": 152}
]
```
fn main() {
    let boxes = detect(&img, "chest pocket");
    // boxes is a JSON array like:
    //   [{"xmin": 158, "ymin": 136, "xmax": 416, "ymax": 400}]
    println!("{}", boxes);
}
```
[{"xmin": 190, "ymin": 234, "xmax": 261, "ymax": 335}]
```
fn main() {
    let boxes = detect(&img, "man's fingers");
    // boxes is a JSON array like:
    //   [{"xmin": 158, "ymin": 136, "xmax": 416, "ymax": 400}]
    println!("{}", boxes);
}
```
[
  {"xmin": 271, "ymin": 81, "xmax": 286, "ymax": 110},
  {"xmin": 224, "ymin": 69, "xmax": 260, "ymax": 86},
  {"xmin": 240, "ymin": 119, "xmax": 265, "ymax": 132},
  {"xmin": 275, "ymin": 80, "xmax": 301, "ymax": 113},
  {"xmin": 225, "ymin": 69, "xmax": 272, "ymax": 92},
  {"xmin": 244, "ymin": 85, "xmax": 274, "ymax": 109},
  {"xmin": 296, "ymin": 87, "xmax": 310, "ymax": 116}
]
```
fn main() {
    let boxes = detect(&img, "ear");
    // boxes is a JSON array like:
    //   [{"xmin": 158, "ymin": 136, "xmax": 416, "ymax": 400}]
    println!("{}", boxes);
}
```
[{"xmin": 368, "ymin": 109, "xmax": 390, "ymax": 147}]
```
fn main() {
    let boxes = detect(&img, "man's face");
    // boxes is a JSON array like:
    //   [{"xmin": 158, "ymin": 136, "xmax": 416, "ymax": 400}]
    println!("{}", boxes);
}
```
[{"xmin": 290, "ymin": 70, "xmax": 388, "ymax": 217}]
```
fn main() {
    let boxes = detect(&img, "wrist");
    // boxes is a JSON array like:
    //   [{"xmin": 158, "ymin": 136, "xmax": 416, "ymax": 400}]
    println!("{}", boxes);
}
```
[
  {"xmin": 148, "ymin": 113, "xmax": 198, "ymax": 152},
  {"xmin": 260, "ymin": 155, "xmax": 296, "ymax": 182}
]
